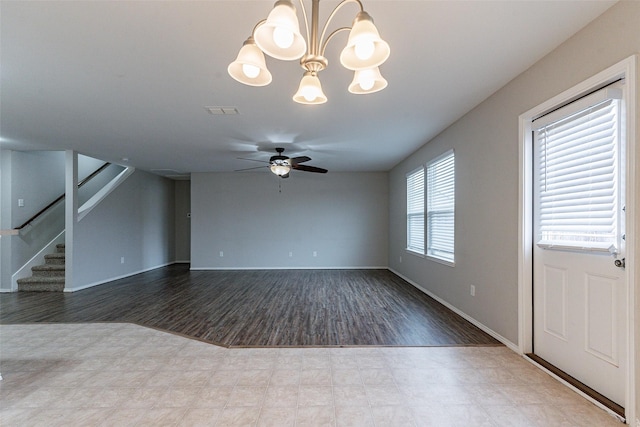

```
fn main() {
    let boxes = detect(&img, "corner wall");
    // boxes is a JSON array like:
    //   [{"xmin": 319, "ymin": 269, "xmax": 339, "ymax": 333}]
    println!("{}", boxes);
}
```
[
  {"xmin": 70, "ymin": 170, "xmax": 175, "ymax": 290},
  {"xmin": 191, "ymin": 172, "xmax": 388, "ymax": 269}
]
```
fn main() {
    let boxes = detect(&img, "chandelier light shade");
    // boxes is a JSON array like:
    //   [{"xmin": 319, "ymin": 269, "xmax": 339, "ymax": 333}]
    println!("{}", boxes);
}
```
[
  {"xmin": 339, "ymin": 11, "xmax": 390, "ymax": 70},
  {"xmin": 227, "ymin": 37, "xmax": 273, "ymax": 86},
  {"xmin": 254, "ymin": 0, "xmax": 307, "ymax": 60},
  {"xmin": 348, "ymin": 67, "xmax": 387, "ymax": 94},
  {"xmin": 293, "ymin": 71, "xmax": 328, "ymax": 104},
  {"xmin": 229, "ymin": 0, "xmax": 390, "ymax": 104}
]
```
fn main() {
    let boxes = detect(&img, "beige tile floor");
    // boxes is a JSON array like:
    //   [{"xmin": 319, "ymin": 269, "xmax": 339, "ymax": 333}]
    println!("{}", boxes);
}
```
[{"xmin": 0, "ymin": 323, "xmax": 622, "ymax": 426}]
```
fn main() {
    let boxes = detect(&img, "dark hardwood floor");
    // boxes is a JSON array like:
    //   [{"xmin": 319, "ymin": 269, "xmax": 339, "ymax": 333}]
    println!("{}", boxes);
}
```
[{"xmin": 0, "ymin": 265, "xmax": 501, "ymax": 347}]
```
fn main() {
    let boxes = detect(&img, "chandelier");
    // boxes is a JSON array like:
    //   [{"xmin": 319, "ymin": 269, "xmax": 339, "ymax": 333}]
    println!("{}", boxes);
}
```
[{"xmin": 228, "ymin": 0, "xmax": 390, "ymax": 105}]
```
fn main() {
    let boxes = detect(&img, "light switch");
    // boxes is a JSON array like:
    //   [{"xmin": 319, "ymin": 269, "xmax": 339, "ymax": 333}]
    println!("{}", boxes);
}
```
[{"xmin": 18, "ymin": 199, "xmax": 24, "ymax": 207}]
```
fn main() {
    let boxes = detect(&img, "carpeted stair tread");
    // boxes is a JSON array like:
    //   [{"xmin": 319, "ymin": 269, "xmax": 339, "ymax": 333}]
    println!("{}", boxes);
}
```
[
  {"xmin": 44, "ymin": 252, "xmax": 65, "ymax": 265},
  {"xmin": 17, "ymin": 276, "xmax": 65, "ymax": 292},
  {"xmin": 32, "ymin": 264, "xmax": 65, "ymax": 277},
  {"xmin": 19, "ymin": 244, "xmax": 66, "ymax": 291},
  {"xmin": 17, "ymin": 276, "xmax": 65, "ymax": 284}
]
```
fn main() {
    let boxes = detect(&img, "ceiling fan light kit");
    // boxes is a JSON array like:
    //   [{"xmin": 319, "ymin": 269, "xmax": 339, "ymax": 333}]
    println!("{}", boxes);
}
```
[
  {"xmin": 228, "ymin": 0, "xmax": 390, "ymax": 104},
  {"xmin": 270, "ymin": 162, "xmax": 292, "ymax": 176},
  {"xmin": 237, "ymin": 147, "xmax": 328, "ymax": 178}
]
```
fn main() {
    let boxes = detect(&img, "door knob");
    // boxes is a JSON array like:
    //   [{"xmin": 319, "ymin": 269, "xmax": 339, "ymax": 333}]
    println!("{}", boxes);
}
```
[{"xmin": 614, "ymin": 258, "xmax": 625, "ymax": 268}]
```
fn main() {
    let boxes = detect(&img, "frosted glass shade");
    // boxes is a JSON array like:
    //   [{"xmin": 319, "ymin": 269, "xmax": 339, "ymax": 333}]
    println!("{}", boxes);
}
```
[
  {"xmin": 340, "ymin": 11, "xmax": 390, "ymax": 71},
  {"xmin": 270, "ymin": 163, "xmax": 291, "ymax": 176},
  {"xmin": 348, "ymin": 67, "xmax": 388, "ymax": 94},
  {"xmin": 292, "ymin": 72, "xmax": 327, "ymax": 104},
  {"xmin": 254, "ymin": 0, "xmax": 306, "ymax": 60},
  {"xmin": 228, "ymin": 38, "xmax": 272, "ymax": 86}
]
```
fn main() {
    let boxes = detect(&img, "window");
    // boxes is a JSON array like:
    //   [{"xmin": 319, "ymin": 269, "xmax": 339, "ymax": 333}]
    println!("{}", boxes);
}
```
[
  {"xmin": 426, "ymin": 150, "xmax": 455, "ymax": 263},
  {"xmin": 534, "ymin": 86, "xmax": 621, "ymax": 252},
  {"xmin": 406, "ymin": 167, "xmax": 424, "ymax": 253}
]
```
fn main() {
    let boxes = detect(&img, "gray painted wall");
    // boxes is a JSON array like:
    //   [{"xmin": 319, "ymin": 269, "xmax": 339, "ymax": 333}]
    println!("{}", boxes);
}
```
[
  {"xmin": 6, "ymin": 152, "xmax": 126, "ymax": 278},
  {"xmin": 174, "ymin": 180, "xmax": 191, "ymax": 262},
  {"xmin": 191, "ymin": 172, "xmax": 388, "ymax": 269},
  {"xmin": 388, "ymin": 1, "xmax": 639, "ymax": 414},
  {"xmin": 70, "ymin": 170, "xmax": 175, "ymax": 289},
  {"xmin": 11, "ymin": 151, "xmax": 65, "ymax": 227}
]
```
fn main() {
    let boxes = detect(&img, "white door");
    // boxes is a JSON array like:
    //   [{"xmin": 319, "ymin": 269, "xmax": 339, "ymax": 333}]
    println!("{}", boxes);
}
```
[{"xmin": 532, "ymin": 86, "xmax": 627, "ymax": 406}]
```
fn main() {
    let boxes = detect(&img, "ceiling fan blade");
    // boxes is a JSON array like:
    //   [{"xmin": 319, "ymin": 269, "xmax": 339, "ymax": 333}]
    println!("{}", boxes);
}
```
[
  {"xmin": 237, "ymin": 157, "xmax": 269, "ymax": 164},
  {"xmin": 289, "ymin": 156, "xmax": 311, "ymax": 165},
  {"xmin": 234, "ymin": 165, "xmax": 267, "ymax": 172},
  {"xmin": 293, "ymin": 164, "xmax": 328, "ymax": 173}
]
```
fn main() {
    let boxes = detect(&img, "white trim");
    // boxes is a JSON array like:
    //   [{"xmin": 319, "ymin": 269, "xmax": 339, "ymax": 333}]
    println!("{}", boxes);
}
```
[
  {"xmin": 11, "ymin": 231, "xmax": 65, "ymax": 292},
  {"xmin": 64, "ymin": 261, "xmax": 175, "ymax": 292},
  {"xmin": 425, "ymin": 255, "xmax": 455, "ymax": 267},
  {"xmin": 524, "ymin": 356, "xmax": 625, "ymax": 423},
  {"xmin": 405, "ymin": 248, "xmax": 425, "ymax": 258},
  {"xmin": 518, "ymin": 55, "xmax": 636, "ymax": 424},
  {"xmin": 191, "ymin": 265, "xmax": 389, "ymax": 271},
  {"xmin": 389, "ymin": 267, "xmax": 519, "ymax": 352},
  {"xmin": 78, "ymin": 167, "xmax": 135, "ymax": 221}
]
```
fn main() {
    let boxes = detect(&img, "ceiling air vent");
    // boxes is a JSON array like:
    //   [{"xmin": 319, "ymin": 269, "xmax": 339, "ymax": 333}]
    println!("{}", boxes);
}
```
[{"xmin": 205, "ymin": 106, "xmax": 239, "ymax": 115}]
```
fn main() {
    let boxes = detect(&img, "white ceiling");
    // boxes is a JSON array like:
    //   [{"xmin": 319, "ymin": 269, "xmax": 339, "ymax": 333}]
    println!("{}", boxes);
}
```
[{"xmin": 0, "ymin": 1, "xmax": 616, "ymax": 177}]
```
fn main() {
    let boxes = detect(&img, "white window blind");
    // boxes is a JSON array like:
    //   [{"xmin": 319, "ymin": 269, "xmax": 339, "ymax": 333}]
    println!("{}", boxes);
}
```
[
  {"xmin": 406, "ymin": 167, "xmax": 424, "ymax": 253},
  {"xmin": 427, "ymin": 150, "xmax": 455, "ymax": 262},
  {"xmin": 534, "ymin": 95, "xmax": 620, "ymax": 252}
]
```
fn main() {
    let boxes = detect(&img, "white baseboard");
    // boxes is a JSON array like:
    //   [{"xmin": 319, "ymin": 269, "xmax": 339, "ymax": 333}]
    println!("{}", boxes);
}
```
[
  {"xmin": 64, "ymin": 261, "xmax": 176, "ymax": 292},
  {"xmin": 388, "ymin": 268, "xmax": 519, "ymax": 352},
  {"xmin": 190, "ymin": 265, "xmax": 389, "ymax": 271}
]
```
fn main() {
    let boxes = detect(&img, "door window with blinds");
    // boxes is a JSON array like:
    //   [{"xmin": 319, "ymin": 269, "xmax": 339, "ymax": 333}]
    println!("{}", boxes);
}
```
[
  {"xmin": 426, "ymin": 150, "xmax": 455, "ymax": 263},
  {"xmin": 406, "ymin": 167, "xmax": 425, "ymax": 253},
  {"xmin": 533, "ymin": 85, "xmax": 623, "ymax": 253}
]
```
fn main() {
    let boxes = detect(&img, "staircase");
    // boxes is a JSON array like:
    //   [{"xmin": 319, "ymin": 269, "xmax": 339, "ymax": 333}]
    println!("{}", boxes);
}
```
[{"xmin": 17, "ymin": 244, "xmax": 66, "ymax": 292}]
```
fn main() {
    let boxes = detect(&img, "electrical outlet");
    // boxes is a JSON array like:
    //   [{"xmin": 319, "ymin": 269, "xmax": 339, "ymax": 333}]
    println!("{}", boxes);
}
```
[
  {"xmin": 313, "ymin": 251, "xmax": 317, "ymax": 257},
  {"xmin": 289, "ymin": 251, "xmax": 293, "ymax": 258},
  {"xmin": 219, "ymin": 251, "xmax": 224, "ymax": 257},
  {"xmin": 18, "ymin": 199, "xmax": 24, "ymax": 207},
  {"xmin": 470, "ymin": 285, "xmax": 476, "ymax": 296},
  {"xmin": 120, "ymin": 257, "xmax": 125, "ymax": 264}
]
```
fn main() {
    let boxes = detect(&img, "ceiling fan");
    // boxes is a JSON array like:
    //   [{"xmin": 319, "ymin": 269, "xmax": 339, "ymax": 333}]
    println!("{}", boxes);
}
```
[{"xmin": 236, "ymin": 147, "xmax": 328, "ymax": 178}]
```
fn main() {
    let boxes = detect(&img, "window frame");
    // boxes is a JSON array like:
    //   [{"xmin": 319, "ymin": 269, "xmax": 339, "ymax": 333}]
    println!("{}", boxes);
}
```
[
  {"xmin": 406, "ymin": 166, "xmax": 425, "ymax": 255},
  {"xmin": 426, "ymin": 149, "xmax": 455, "ymax": 265}
]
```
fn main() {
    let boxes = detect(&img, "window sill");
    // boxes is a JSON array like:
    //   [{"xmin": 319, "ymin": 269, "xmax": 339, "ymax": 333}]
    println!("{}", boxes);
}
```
[
  {"xmin": 405, "ymin": 248, "xmax": 425, "ymax": 258},
  {"xmin": 426, "ymin": 255, "xmax": 455, "ymax": 267}
]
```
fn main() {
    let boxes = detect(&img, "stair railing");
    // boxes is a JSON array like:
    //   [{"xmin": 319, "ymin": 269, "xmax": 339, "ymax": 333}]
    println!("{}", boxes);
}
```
[{"xmin": 13, "ymin": 162, "xmax": 111, "ymax": 231}]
